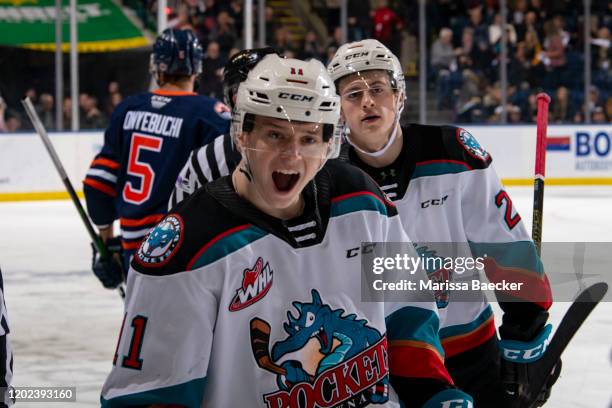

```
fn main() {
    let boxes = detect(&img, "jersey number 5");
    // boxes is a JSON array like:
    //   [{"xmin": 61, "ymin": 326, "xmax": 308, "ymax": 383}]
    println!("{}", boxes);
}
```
[
  {"xmin": 123, "ymin": 133, "xmax": 163, "ymax": 205},
  {"xmin": 495, "ymin": 190, "xmax": 521, "ymax": 229}
]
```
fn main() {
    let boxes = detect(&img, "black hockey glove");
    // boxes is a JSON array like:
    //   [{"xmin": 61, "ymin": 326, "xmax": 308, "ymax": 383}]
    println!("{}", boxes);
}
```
[
  {"xmin": 91, "ymin": 237, "xmax": 124, "ymax": 289},
  {"xmin": 499, "ymin": 310, "xmax": 562, "ymax": 407}
]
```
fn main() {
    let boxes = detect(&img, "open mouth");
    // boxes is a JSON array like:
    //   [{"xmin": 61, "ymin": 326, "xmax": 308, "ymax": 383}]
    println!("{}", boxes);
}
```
[
  {"xmin": 315, "ymin": 327, "xmax": 329, "ymax": 350},
  {"xmin": 272, "ymin": 170, "xmax": 300, "ymax": 192},
  {"xmin": 362, "ymin": 114, "xmax": 381, "ymax": 123}
]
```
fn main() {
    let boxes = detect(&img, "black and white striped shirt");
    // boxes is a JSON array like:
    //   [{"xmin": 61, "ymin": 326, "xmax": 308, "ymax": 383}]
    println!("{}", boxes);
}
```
[{"xmin": 169, "ymin": 134, "xmax": 241, "ymax": 209}]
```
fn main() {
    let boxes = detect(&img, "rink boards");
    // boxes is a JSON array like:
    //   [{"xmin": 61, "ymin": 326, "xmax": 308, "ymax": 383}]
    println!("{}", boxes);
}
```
[{"xmin": 0, "ymin": 124, "xmax": 611, "ymax": 201}]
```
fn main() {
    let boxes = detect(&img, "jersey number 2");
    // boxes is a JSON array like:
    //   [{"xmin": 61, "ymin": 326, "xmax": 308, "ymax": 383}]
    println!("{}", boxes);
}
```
[
  {"xmin": 123, "ymin": 133, "xmax": 163, "ymax": 205},
  {"xmin": 495, "ymin": 190, "xmax": 521, "ymax": 229},
  {"xmin": 114, "ymin": 314, "xmax": 148, "ymax": 370}
]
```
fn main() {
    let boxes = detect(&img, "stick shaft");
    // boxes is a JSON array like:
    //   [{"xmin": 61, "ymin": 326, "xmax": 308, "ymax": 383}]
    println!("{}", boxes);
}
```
[
  {"xmin": 22, "ymin": 97, "xmax": 125, "ymax": 298},
  {"xmin": 532, "ymin": 93, "xmax": 550, "ymax": 255}
]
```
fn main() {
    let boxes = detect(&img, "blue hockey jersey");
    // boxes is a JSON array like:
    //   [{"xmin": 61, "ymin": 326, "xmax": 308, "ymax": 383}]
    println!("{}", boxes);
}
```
[{"xmin": 83, "ymin": 89, "xmax": 230, "ymax": 251}]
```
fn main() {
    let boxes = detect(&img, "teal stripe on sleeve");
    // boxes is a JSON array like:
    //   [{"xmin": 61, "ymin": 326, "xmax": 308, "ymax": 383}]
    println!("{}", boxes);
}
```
[
  {"xmin": 469, "ymin": 241, "xmax": 544, "ymax": 275},
  {"xmin": 439, "ymin": 305, "xmax": 493, "ymax": 339},
  {"xmin": 190, "ymin": 226, "xmax": 268, "ymax": 269},
  {"xmin": 385, "ymin": 306, "xmax": 444, "ymax": 356},
  {"xmin": 411, "ymin": 162, "xmax": 471, "ymax": 179},
  {"xmin": 331, "ymin": 194, "xmax": 388, "ymax": 218},
  {"xmin": 101, "ymin": 376, "xmax": 206, "ymax": 408}
]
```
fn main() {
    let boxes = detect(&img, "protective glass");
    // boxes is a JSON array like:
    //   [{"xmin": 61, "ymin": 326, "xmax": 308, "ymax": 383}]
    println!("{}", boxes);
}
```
[
  {"xmin": 340, "ymin": 85, "xmax": 398, "ymax": 104},
  {"xmin": 241, "ymin": 119, "xmax": 334, "ymax": 159}
]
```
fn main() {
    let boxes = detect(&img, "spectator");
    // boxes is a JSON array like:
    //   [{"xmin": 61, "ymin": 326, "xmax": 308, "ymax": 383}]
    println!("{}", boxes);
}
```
[
  {"xmin": 591, "ymin": 106, "xmax": 607, "ymax": 123},
  {"xmin": 512, "ymin": 0, "xmax": 529, "ymax": 40},
  {"xmin": 456, "ymin": 27, "xmax": 476, "ymax": 71},
  {"xmin": 508, "ymin": 104, "xmax": 523, "ymax": 123},
  {"xmin": 212, "ymin": 11, "xmax": 237, "ymax": 57},
  {"xmin": 543, "ymin": 23, "xmax": 567, "ymax": 70},
  {"xmin": 372, "ymin": 0, "xmax": 402, "ymax": 56},
  {"xmin": 63, "ymin": 97, "xmax": 72, "ymax": 126},
  {"xmin": 489, "ymin": 13, "xmax": 517, "ymax": 54},
  {"xmin": 592, "ymin": 27, "xmax": 610, "ymax": 76},
  {"xmin": 325, "ymin": 0, "xmax": 341, "ymax": 30},
  {"xmin": 431, "ymin": 27, "xmax": 456, "ymax": 71},
  {"xmin": 264, "ymin": 7, "xmax": 277, "ymax": 46},
  {"xmin": 36, "ymin": 93, "xmax": 55, "ymax": 130},
  {"xmin": 104, "ymin": 81, "xmax": 122, "ymax": 116},
  {"xmin": 606, "ymin": 97, "xmax": 612, "ymax": 121},
  {"xmin": 572, "ymin": 110, "xmax": 584, "ymax": 123},
  {"xmin": 228, "ymin": 0, "xmax": 243, "ymax": 38},
  {"xmin": 273, "ymin": 26, "xmax": 296, "ymax": 55},
  {"xmin": 551, "ymin": 14, "xmax": 570, "ymax": 47},
  {"xmin": 466, "ymin": 4, "xmax": 489, "ymax": 48},
  {"xmin": 551, "ymin": 86, "xmax": 574, "ymax": 123},
  {"xmin": 347, "ymin": 0, "xmax": 371, "ymax": 41},
  {"xmin": 4, "ymin": 110, "xmax": 22, "ymax": 132},
  {"xmin": 524, "ymin": 28, "xmax": 545, "ymax": 85},
  {"xmin": 199, "ymin": 41, "xmax": 224, "ymax": 99},
  {"xmin": 300, "ymin": 31, "xmax": 324, "ymax": 61},
  {"xmin": 0, "ymin": 96, "xmax": 7, "ymax": 132},
  {"xmin": 508, "ymin": 41, "xmax": 530, "ymax": 86},
  {"xmin": 169, "ymin": 3, "xmax": 196, "ymax": 31},
  {"xmin": 81, "ymin": 95, "xmax": 106, "ymax": 129}
]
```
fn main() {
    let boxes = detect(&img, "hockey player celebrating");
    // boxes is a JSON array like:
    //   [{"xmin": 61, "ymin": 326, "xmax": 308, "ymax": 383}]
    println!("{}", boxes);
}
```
[
  {"xmin": 327, "ymin": 39, "xmax": 557, "ymax": 406},
  {"xmin": 169, "ymin": 47, "xmax": 276, "ymax": 208},
  {"xmin": 101, "ymin": 55, "xmax": 472, "ymax": 407},
  {"xmin": 83, "ymin": 28, "xmax": 229, "ymax": 289}
]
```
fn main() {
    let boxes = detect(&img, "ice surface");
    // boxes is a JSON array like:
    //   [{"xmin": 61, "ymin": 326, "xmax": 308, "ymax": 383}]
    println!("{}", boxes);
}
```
[{"xmin": 1, "ymin": 186, "xmax": 610, "ymax": 407}]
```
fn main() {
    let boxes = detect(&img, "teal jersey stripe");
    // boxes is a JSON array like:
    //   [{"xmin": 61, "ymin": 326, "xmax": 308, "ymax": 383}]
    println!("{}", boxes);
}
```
[
  {"xmin": 190, "ymin": 226, "xmax": 268, "ymax": 270},
  {"xmin": 385, "ymin": 306, "xmax": 444, "ymax": 356},
  {"xmin": 439, "ymin": 305, "xmax": 493, "ymax": 339},
  {"xmin": 101, "ymin": 376, "xmax": 206, "ymax": 408},
  {"xmin": 469, "ymin": 241, "xmax": 544, "ymax": 275},
  {"xmin": 411, "ymin": 162, "xmax": 471, "ymax": 179},
  {"xmin": 331, "ymin": 194, "xmax": 388, "ymax": 218}
]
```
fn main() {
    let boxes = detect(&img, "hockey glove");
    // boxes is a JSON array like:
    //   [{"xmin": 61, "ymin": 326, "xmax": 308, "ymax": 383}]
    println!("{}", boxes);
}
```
[
  {"xmin": 91, "ymin": 237, "xmax": 124, "ymax": 289},
  {"xmin": 500, "ymin": 323, "xmax": 561, "ymax": 407}
]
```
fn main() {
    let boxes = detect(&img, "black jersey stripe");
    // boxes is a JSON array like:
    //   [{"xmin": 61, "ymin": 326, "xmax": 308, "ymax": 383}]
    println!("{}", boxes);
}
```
[
  {"xmin": 191, "ymin": 149, "xmax": 208, "ymax": 185},
  {"xmin": 206, "ymin": 141, "xmax": 221, "ymax": 180}
]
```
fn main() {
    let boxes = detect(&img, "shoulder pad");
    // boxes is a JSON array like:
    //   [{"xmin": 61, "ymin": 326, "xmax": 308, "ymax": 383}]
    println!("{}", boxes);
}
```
[
  {"xmin": 324, "ymin": 160, "xmax": 397, "ymax": 217},
  {"xmin": 132, "ymin": 185, "xmax": 248, "ymax": 276},
  {"xmin": 441, "ymin": 126, "xmax": 492, "ymax": 170}
]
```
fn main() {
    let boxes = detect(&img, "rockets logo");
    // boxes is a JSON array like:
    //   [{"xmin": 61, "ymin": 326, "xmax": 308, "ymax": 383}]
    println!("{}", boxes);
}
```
[
  {"xmin": 229, "ymin": 257, "xmax": 273, "ymax": 312},
  {"xmin": 250, "ymin": 290, "xmax": 389, "ymax": 408},
  {"xmin": 136, "ymin": 214, "xmax": 183, "ymax": 266},
  {"xmin": 415, "ymin": 245, "xmax": 451, "ymax": 309},
  {"xmin": 457, "ymin": 128, "xmax": 490, "ymax": 162}
]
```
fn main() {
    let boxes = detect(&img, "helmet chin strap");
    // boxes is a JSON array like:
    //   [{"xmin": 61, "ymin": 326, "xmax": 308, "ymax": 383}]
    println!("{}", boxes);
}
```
[
  {"xmin": 345, "ymin": 92, "xmax": 404, "ymax": 159},
  {"xmin": 346, "ymin": 120, "xmax": 399, "ymax": 158}
]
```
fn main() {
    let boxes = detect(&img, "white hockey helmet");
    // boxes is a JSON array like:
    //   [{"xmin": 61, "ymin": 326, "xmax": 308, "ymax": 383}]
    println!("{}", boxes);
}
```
[
  {"xmin": 327, "ymin": 39, "xmax": 405, "ymax": 101},
  {"xmin": 233, "ymin": 54, "xmax": 342, "ymax": 159}
]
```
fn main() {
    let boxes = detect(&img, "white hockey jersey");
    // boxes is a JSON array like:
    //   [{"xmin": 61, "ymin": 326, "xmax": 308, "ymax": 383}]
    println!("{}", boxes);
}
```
[
  {"xmin": 101, "ymin": 161, "xmax": 458, "ymax": 408},
  {"xmin": 346, "ymin": 124, "xmax": 552, "ymax": 362}
]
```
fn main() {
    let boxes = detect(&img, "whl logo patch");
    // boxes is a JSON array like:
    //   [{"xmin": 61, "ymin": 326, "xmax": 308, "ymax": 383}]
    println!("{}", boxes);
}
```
[{"xmin": 229, "ymin": 257, "xmax": 273, "ymax": 312}]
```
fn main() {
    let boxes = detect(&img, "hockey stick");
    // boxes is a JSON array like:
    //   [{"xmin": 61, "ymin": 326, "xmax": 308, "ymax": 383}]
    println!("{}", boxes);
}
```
[
  {"xmin": 21, "ymin": 97, "xmax": 125, "ymax": 298},
  {"xmin": 532, "ymin": 93, "xmax": 550, "ymax": 256},
  {"xmin": 250, "ymin": 318, "xmax": 315, "ymax": 381}
]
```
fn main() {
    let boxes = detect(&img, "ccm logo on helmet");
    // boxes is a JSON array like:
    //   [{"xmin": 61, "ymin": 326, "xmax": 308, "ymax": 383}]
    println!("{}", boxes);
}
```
[
  {"xmin": 278, "ymin": 92, "xmax": 314, "ymax": 102},
  {"xmin": 345, "ymin": 51, "xmax": 369, "ymax": 60}
]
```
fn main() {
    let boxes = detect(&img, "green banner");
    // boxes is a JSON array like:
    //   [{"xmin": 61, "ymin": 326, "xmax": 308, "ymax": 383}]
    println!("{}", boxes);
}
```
[{"xmin": 0, "ymin": 0, "xmax": 149, "ymax": 52}]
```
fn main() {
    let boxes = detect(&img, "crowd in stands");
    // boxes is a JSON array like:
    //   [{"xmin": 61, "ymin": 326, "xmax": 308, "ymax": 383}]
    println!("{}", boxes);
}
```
[
  {"xmin": 1, "ymin": 0, "xmax": 610, "ymax": 131},
  {"xmin": 427, "ymin": 0, "xmax": 611, "ymax": 123},
  {"xmin": 0, "ymin": 82, "xmax": 123, "ymax": 132}
]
